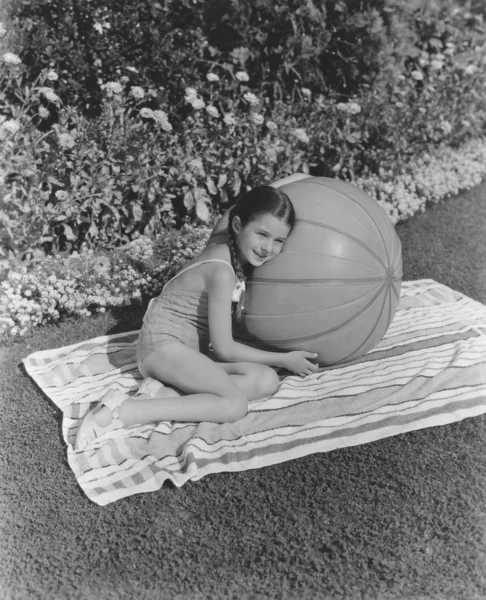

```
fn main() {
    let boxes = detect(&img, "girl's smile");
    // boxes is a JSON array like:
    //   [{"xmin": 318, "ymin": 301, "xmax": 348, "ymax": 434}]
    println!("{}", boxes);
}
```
[{"xmin": 232, "ymin": 213, "xmax": 291, "ymax": 266}]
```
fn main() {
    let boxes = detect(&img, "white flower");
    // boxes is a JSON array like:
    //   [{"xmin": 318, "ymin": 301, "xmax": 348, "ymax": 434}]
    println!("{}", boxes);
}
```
[
  {"xmin": 191, "ymin": 98, "xmax": 205, "ymax": 110},
  {"xmin": 251, "ymin": 113, "xmax": 264, "ymax": 125},
  {"xmin": 140, "ymin": 106, "xmax": 172, "ymax": 131},
  {"xmin": 235, "ymin": 71, "xmax": 249, "ymax": 82},
  {"xmin": 223, "ymin": 113, "xmax": 236, "ymax": 126},
  {"xmin": 440, "ymin": 120, "xmax": 452, "ymax": 134},
  {"xmin": 101, "ymin": 81, "xmax": 123, "ymax": 96},
  {"xmin": 206, "ymin": 73, "xmax": 220, "ymax": 82},
  {"xmin": 465, "ymin": 64, "xmax": 478, "ymax": 75},
  {"xmin": 3, "ymin": 52, "xmax": 21, "ymax": 65},
  {"xmin": 184, "ymin": 87, "xmax": 198, "ymax": 102},
  {"xmin": 46, "ymin": 70, "xmax": 58, "ymax": 81},
  {"xmin": 301, "ymin": 87, "xmax": 312, "ymax": 98},
  {"xmin": 444, "ymin": 43, "xmax": 455, "ymax": 56},
  {"xmin": 430, "ymin": 60, "xmax": 444, "ymax": 71},
  {"xmin": 154, "ymin": 109, "xmax": 168, "ymax": 120},
  {"xmin": 125, "ymin": 66, "xmax": 139, "ymax": 73},
  {"xmin": 336, "ymin": 101, "xmax": 361, "ymax": 115},
  {"xmin": 411, "ymin": 70, "xmax": 424, "ymax": 81},
  {"xmin": 189, "ymin": 158, "xmax": 204, "ymax": 171},
  {"xmin": 58, "ymin": 132, "xmax": 75, "ymax": 149},
  {"xmin": 93, "ymin": 21, "xmax": 110, "ymax": 34},
  {"xmin": 130, "ymin": 86, "xmax": 145, "ymax": 99},
  {"xmin": 38, "ymin": 87, "xmax": 61, "ymax": 104},
  {"xmin": 418, "ymin": 57, "xmax": 429, "ymax": 67},
  {"xmin": 0, "ymin": 22, "xmax": 7, "ymax": 37},
  {"xmin": 1, "ymin": 119, "xmax": 20, "ymax": 133},
  {"xmin": 55, "ymin": 190, "xmax": 69, "ymax": 200},
  {"xmin": 243, "ymin": 92, "xmax": 259, "ymax": 106},
  {"xmin": 38, "ymin": 106, "xmax": 50, "ymax": 119},
  {"xmin": 266, "ymin": 120, "xmax": 278, "ymax": 131},
  {"xmin": 153, "ymin": 110, "xmax": 173, "ymax": 131},
  {"xmin": 140, "ymin": 107, "xmax": 154, "ymax": 119},
  {"xmin": 206, "ymin": 105, "xmax": 220, "ymax": 118},
  {"xmin": 293, "ymin": 128, "xmax": 310, "ymax": 144}
]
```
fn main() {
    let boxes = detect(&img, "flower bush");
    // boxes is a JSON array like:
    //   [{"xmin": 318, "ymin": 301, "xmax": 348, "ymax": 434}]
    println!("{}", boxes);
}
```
[
  {"xmin": 3, "ymin": 134, "xmax": 486, "ymax": 339},
  {"xmin": 354, "ymin": 137, "xmax": 486, "ymax": 224},
  {"xmin": 1, "ymin": 1, "xmax": 486, "ymax": 337},
  {"xmin": 2, "ymin": 12, "xmax": 486, "ymax": 261},
  {"xmin": 0, "ymin": 224, "xmax": 211, "ymax": 337},
  {"xmin": 0, "ymin": 53, "xmax": 314, "ymax": 260}
]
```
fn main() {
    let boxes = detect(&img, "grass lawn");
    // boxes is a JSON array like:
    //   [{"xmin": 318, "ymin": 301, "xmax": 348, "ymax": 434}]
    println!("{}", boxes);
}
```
[{"xmin": 1, "ymin": 182, "xmax": 486, "ymax": 600}]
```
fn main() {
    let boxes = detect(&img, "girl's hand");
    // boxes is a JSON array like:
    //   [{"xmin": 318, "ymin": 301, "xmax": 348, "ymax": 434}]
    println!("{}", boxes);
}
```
[{"xmin": 281, "ymin": 351, "xmax": 319, "ymax": 377}]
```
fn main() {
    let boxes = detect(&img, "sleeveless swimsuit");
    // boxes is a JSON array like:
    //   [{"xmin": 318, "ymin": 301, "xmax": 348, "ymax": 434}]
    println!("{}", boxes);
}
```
[{"xmin": 136, "ymin": 259, "xmax": 245, "ymax": 374}]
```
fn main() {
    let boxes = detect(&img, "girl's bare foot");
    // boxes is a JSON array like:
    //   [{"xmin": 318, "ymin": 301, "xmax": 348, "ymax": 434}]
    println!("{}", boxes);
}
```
[{"xmin": 135, "ymin": 377, "xmax": 184, "ymax": 400}]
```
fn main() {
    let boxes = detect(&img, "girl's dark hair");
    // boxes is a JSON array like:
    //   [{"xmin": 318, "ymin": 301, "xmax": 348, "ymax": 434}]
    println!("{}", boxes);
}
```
[{"xmin": 227, "ymin": 185, "xmax": 296, "ymax": 321}]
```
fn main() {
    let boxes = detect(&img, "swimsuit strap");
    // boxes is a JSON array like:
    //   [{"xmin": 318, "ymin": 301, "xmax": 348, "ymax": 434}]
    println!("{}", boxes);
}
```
[{"xmin": 162, "ymin": 259, "xmax": 236, "ymax": 292}]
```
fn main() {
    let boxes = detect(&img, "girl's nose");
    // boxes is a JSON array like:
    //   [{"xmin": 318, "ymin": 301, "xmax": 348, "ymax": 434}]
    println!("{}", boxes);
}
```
[{"xmin": 261, "ymin": 240, "xmax": 272, "ymax": 254}]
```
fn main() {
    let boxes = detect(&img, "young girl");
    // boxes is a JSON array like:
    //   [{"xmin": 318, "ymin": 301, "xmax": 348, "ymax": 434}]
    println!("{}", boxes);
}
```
[{"xmin": 75, "ymin": 184, "xmax": 318, "ymax": 451}]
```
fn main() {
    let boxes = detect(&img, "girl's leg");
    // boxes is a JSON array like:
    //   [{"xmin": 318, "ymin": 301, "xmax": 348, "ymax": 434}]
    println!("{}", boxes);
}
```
[
  {"xmin": 99, "ymin": 342, "xmax": 249, "ymax": 426},
  {"xmin": 136, "ymin": 358, "xmax": 279, "ymax": 403},
  {"xmin": 75, "ymin": 348, "xmax": 281, "ymax": 449},
  {"xmin": 215, "ymin": 361, "xmax": 280, "ymax": 401}
]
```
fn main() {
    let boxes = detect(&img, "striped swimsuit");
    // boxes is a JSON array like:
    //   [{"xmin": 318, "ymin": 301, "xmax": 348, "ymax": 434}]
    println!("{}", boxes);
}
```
[{"xmin": 136, "ymin": 259, "xmax": 244, "ymax": 374}]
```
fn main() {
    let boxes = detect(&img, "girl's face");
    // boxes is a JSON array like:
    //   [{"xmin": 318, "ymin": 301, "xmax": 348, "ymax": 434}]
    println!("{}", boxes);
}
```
[{"xmin": 232, "ymin": 213, "xmax": 291, "ymax": 266}]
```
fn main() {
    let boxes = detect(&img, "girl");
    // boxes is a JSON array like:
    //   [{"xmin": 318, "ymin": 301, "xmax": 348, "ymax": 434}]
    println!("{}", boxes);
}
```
[{"xmin": 75, "ymin": 184, "xmax": 318, "ymax": 451}]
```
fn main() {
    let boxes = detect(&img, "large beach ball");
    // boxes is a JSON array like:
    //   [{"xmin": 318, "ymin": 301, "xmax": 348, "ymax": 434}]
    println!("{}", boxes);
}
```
[{"xmin": 234, "ymin": 176, "xmax": 403, "ymax": 366}]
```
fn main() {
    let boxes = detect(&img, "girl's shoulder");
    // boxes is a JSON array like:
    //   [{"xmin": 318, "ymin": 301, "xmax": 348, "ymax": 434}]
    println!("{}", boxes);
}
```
[
  {"xmin": 198, "ymin": 246, "xmax": 235, "ymax": 282},
  {"xmin": 198, "ymin": 242, "xmax": 232, "ymax": 265},
  {"xmin": 164, "ymin": 245, "xmax": 235, "ymax": 294}
]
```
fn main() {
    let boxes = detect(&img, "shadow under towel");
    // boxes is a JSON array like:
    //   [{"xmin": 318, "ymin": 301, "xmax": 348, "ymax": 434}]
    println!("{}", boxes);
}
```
[{"xmin": 21, "ymin": 279, "xmax": 486, "ymax": 506}]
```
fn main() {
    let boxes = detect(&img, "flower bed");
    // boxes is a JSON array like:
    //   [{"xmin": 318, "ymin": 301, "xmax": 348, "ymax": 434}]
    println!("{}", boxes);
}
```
[
  {"xmin": 0, "ymin": 225, "xmax": 211, "ymax": 337},
  {"xmin": 2, "ymin": 2, "xmax": 486, "ymax": 262},
  {"xmin": 2, "ymin": 135, "xmax": 486, "ymax": 339},
  {"xmin": 354, "ymin": 137, "xmax": 486, "ymax": 224},
  {"xmin": 2, "ymin": 1, "xmax": 486, "ymax": 338}
]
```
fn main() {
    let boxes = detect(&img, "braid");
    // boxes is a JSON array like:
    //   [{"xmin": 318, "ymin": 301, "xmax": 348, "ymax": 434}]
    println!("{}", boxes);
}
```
[{"xmin": 227, "ymin": 208, "xmax": 248, "ymax": 322}]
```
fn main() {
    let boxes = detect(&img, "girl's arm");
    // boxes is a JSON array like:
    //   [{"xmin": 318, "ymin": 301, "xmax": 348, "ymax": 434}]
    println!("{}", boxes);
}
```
[{"xmin": 207, "ymin": 267, "xmax": 287, "ymax": 368}]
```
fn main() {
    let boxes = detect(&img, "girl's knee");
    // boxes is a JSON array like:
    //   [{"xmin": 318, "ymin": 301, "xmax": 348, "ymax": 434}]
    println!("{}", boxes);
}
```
[
  {"xmin": 221, "ymin": 387, "xmax": 248, "ymax": 422},
  {"xmin": 257, "ymin": 366, "xmax": 280, "ymax": 397}
]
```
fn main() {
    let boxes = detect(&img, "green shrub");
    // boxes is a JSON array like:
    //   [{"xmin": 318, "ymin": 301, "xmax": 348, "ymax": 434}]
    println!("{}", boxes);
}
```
[
  {"xmin": 0, "ymin": 58, "xmax": 313, "ymax": 260},
  {"xmin": 9, "ymin": 0, "xmax": 390, "ymax": 110},
  {"xmin": 0, "ymin": 224, "xmax": 212, "ymax": 337},
  {"xmin": 4, "ymin": 127, "xmax": 486, "ymax": 340},
  {"xmin": 1, "ymin": 0, "xmax": 485, "ymax": 261},
  {"xmin": 10, "ymin": 0, "xmax": 486, "ymax": 111}
]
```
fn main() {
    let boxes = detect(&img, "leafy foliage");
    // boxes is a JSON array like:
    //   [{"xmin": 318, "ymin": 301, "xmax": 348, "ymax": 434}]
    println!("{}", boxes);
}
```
[{"xmin": 1, "ymin": 0, "xmax": 485, "ymax": 261}]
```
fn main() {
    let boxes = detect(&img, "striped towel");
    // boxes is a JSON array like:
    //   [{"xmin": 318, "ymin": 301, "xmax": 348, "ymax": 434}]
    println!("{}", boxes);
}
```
[{"xmin": 21, "ymin": 280, "xmax": 486, "ymax": 506}]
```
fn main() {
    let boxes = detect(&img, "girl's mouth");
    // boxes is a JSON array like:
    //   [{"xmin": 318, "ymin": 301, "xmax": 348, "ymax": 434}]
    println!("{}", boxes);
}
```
[{"xmin": 253, "ymin": 251, "xmax": 267, "ymax": 260}]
